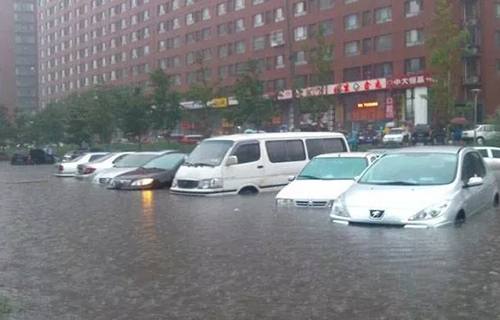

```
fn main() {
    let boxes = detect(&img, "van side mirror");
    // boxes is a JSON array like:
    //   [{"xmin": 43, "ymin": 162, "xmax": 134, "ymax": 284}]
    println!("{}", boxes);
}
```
[
  {"xmin": 226, "ymin": 155, "xmax": 238, "ymax": 166},
  {"xmin": 287, "ymin": 175, "xmax": 295, "ymax": 182},
  {"xmin": 464, "ymin": 176, "xmax": 483, "ymax": 188}
]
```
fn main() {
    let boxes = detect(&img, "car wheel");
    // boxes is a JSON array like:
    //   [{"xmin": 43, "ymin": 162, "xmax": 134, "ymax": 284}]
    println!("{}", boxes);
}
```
[
  {"xmin": 454, "ymin": 210, "xmax": 466, "ymax": 227},
  {"xmin": 476, "ymin": 137, "xmax": 484, "ymax": 145},
  {"xmin": 239, "ymin": 187, "xmax": 258, "ymax": 196}
]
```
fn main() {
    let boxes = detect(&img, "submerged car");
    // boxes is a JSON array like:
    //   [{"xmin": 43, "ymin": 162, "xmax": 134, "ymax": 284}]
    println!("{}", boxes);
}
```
[
  {"xmin": 108, "ymin": 152, "xmax": 186, "ymax": 190},
  {"xmin": 330, "ymin": 146, "xmax": 499, "ymax": 228},
  {"xmin": 92, "ymin": 151, "xmax": 173, "ymax": 185},
  {"xmin": 75, "ymin": 152, "xmax": 134, "ymax": 180},
  {"xmin": 276, "ymin": 152, "xmax": 378, "ymax": 208},
  {"xmin": 54, "ymin": 152, "xmax": 109, "ymax": 177}
]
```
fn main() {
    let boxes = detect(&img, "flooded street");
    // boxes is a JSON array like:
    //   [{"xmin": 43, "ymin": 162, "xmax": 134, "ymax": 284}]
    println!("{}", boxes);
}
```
[{"xmin": 1, "ymin": 162, "xmax": 500, "ymax": 319}]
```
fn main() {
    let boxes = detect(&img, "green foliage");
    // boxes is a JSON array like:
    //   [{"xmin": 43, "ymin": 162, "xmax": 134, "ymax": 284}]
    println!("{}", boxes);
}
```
[
  {"xmin": 0, "ymin": 296, "xmax": 12, "ymax": 316},
  {"xmin": 428, "ymin": 0, "xmax": 469, "ymax": 127},
  {"xmin": 300, "ymin": 25, "xmax": 335, "ymax": 124},
  {"xmin": 0, "ymin": 106, "xmax": 15, "ymax": 148},
  {"xmin": 150, "ymin": 68, "xmax": 182, "ymax": 131},
  {"xmin": 117, "ymin": 86, "xmax": 152, "ymax": 149},
  {"xmin": 226, "ymin": 60, "xmax": 273, "ymax": 128}
]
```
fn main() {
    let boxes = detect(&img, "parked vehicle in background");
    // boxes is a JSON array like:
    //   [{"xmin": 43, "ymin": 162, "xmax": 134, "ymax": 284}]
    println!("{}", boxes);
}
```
[
  {"xmin": 411, "ymin": 124, "xmax": 434, "ymax": 145},
  {"xmin": 330, "ymin": 146, "xmax": 499, "ymax": 228},
  {"xmin": 75, "ymin": 152, "xmax": 135, "ymax": 180},
  {"xmin": 474, "ymin": 146, "xmax": 500, "ymax": 170},
  {"xmin": 357, "ymin": 130, "xmax": 380, "ymax": 145},
  {"xmin": 55, "ymin": 152, "xmax": 109, "ymax": 177},
  {"xmin": 462, "ymin": 124, "xmax": 500, "ymax": 145},
  {"xmin": 383, "ymin": 128, "xmax": 410, "ymax": 145},
  {"xmin": 62, "ymin": 149, "xmax": 86, "ymax": 162},
  {"xmin": 108, "ymin": 152, "xmax": 186, "ymax": 190},
  {"xmin": 92, "ymin": 151, "xmax": 173, "ymax": 185},
  {"xmin": 171, "ymin": 132, "xmax": 349, "ymax": 196},
  {"xmin": 11, "ymin": 149, "xmax": 57, "ymax": 165},
  {"xmin": 276, "ymin": 152, "xmax": 377, "ymax": 208},
  {"xmin": 180, "ymin": 135, "xmax": 204, "ymax": 145}
]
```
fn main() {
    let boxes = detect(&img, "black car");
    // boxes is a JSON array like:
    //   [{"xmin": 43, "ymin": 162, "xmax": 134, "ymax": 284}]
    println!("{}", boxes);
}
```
[
  {"xmin": 108, "ymin": 152, "xmax": 186, "ymax": 190},
  {"xmin": 411, "ymin": 124, "xmax": 446, "ymax": 145},
  {"xmin": 11, "ymin": 149, "xmax": 57, "ymax": 165}
]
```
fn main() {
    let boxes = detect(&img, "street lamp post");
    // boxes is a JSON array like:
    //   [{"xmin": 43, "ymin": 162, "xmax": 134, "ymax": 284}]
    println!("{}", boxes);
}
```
[{"xmin": 470, "ymin": 88, "xmax": 481, "ymax": 144}]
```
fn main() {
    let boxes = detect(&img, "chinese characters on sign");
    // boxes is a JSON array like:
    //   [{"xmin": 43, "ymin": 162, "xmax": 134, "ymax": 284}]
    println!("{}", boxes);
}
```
[
  {"xmin": 385, "ymin": 97, "xmax": 394, "ymax": 119},
  {"xmin": 387, "ymin": 74, "xmax": 434, "ymax": 89}
]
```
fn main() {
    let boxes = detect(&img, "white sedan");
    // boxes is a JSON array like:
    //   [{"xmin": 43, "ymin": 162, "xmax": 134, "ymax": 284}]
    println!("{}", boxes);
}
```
[
  {"xmin": 75, "ymin": 152, "xmax": 135, "ymax": 180},
  {"xmin": 275, "ymin": 152, "xmax": 378, "ymax": 208},
  {"xmin": 475, "ymin": 146, "xmax": 500, "ymax": 170},
  {"xmin": 54, "ymin": 152, "xmax": 109, "ymax": 177}
]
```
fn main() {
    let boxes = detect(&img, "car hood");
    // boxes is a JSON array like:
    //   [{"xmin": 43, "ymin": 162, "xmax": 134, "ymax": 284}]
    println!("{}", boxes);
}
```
[
  {"xmin": 115, "ymin": 168, "xmax": 173, "ymax": 181},
  {"xmin": 277, "ymin": 179, "xmax": 355, "ymax": 200},
  {"xmin": 384, "ymin": 134, "xmax": 403, "ymax": 139},
  {"xmin": 96, "ymin": 167, "xmax": 139, "ymax": 179},
  {"xmin": 174, "ymin": 165, "xmax": 223, "ymax": 181},
  {"xmin": 344, "ymin": 183, "xmax": 454, "ymax": 210}
]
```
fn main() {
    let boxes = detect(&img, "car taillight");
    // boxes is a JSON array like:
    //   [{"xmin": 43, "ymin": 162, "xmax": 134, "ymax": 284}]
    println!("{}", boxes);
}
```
[
  {"xmin": 58, "ymin": 165, "xmax": 63, "ymax": 172},
  {"xmin": 83, "ymin": 167, "xmax": 96, "ymax": 174}
]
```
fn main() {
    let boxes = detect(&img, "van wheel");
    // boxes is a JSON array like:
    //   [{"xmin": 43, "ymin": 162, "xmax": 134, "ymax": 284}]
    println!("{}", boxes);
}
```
[
  {"xmin": 476, "ymin": 137, "xmax": 484, "ymax": 145},
  {"xmin": 239, "ymin": 187, "xmax": 258, "ymax": 196},
  {"xmin": 454, "ymin": 210, "xmax": 466, "ymax": 227},
  {"xmin": 494, "ymin": 194, "xmax": 499, "ymax": 208}
]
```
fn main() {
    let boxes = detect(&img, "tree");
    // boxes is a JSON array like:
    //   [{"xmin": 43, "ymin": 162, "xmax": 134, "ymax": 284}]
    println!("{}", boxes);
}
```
[
  {"xmin": 87, "ymin": 86, "xmax": 121, "ymax": 146},
  {"xmin": 184, "ymin": 58, "xmax": 219, "ymax": 137},
  {"xmin": 150, "ymin": 69, "xmax": 182, "ymax": 132},
  {"xmin": 0, "ymin": 105, "xmax": 14, "ymax": 150},
  {"xmin": 31, "ymin": 103, "xmax": 66, "ymax": 145},
  {"xmin": 299, "ymin": 25, "xmax": 336, "ymax": 128},
  {"xmin": 118, "ymin": 86, "xmax": 151, "ymax": 150},
  {"xmin": 226, "ymin": 60, "xmax": 273, "ymax": 129},
  {"xmin": 63, "ymin": 93, "xmax": 93, "ymax": 147},
  {"xmin": 428, "ymin": 0, "xmax": 469, "ymax": 134}
]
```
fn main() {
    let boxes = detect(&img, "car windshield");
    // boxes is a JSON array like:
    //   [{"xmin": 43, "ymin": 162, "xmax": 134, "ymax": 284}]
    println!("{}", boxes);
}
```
[
  {"xmin": 389, "ymin": 129, "xmax": 403, "ymax": 135},
  {"xmin": 114, "ymin": 153, "xmax": 159, "ymax": 168},
  {"xmin": 359, "ymin": 152, "xmax": 458, "ymax": 186},
  {"xmin": 185, "ymin": 140, "xmax": 234, "ymax": 167},
  {"xmin": 297, "ymin": 157, "xmax": 368, "ymax": 180},
  {"xmin": 92, "ymin": 153, "xmax": 116, "ymax": 163},
  {"xmin": 143, "ymin": 153, "xmax": 185, "ymax": 170}
]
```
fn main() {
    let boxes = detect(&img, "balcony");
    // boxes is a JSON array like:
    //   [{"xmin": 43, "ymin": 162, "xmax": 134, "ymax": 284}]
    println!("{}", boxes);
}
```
[
  {"xmin": 464, "ymin": 45, "xmax": 481, "ymax": 57},
  {"xmin": 462, "ymin": 75, "xmax": 481, "ymax": 86},
  {"xmin": 462, "ymin": 18, "xmax": 478, "ymax": 27}
]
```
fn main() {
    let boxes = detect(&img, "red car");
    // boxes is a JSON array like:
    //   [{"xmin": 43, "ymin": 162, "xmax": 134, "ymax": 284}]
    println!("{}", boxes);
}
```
[{"xmin": 180, "ymin": 135, "xmax": 204, "ymax": 145}]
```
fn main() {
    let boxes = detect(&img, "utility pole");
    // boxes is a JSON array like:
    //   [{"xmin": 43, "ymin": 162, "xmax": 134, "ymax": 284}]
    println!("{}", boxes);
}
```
[
  {"xmin": 284, "ymin": 0, "xmax": 300, "ymax": 131},
  {"xmin": 471, "ymin": 88, "xmax": 481, "ymax": 144}
]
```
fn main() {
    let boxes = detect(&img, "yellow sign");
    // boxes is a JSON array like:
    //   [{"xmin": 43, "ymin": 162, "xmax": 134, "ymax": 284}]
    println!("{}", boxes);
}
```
[
  {"xmin": 211, "ymin": 98, "xmax": 228, "ymax": 108},
  {"xmin": 357, "ymin": 102, "xmax": 379, "ymax": 108}
]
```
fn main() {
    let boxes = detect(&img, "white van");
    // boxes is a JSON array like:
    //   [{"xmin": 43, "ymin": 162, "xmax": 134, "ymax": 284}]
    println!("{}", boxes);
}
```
[{"xmin": 171, "ymin": 132, "xmax": 349, "ymax": 196}]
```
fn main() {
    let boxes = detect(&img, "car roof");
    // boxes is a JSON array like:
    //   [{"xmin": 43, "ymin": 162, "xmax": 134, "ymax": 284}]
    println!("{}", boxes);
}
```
[
  {"xmin": 204, "ymin": 132, "xmax": 346, "ymax": 142},
  {"xmin": 315, "ymin": 152, "xmax": 374, "ymax": 159},
  {"xmin": 385, "ymin": 146, "xmax": 466, "ymax": 154}
]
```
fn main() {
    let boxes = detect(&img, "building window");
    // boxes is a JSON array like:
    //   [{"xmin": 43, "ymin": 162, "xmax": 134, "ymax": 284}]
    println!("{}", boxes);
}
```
[
  {"xmin": 269, "ymin": 30, "xmax": 285, "ymax": 47},
  {"xmin": 276, "ymin": 55, "xmax": 285, "ymax": 68},
  {"xmin": 320, "ymin": 19, "xmax": 334, "ymax": 35},
  {"xmin": 375, "ymin": 6, "xmax": 392, "ymax": 24},
  {"xmin": 274, "ymin": 7, "xmax": 284, "ymax": 22},
  {"xmin": 218, "ymin": 45, "xmax": 228, "ymax": 57},
  {"xmin": 343, "ymin": 67, "xmax": 360, "ymax": 82},
  {"xmin": 218, "ymin": 66, "xmax": 227, "ymax": 79},
  {"xmin": 217, "ymin": 3, "xmax": 227, "ymax": 15},
  {"xmin": 497, "ymin": 60, "xmax": 500, "ymax": 75},
  {"xmin": 362, "ymin": 11, "xmax": 371, "ymax": 27},
  {"xmin": 405, "ymin": 0, "xmax": 423, "ymax": 18},
  {"xmin": 235, "ymin": 40, "xmax": 245, "ymax": 54},
  {"xmin": 235, "ymin": 19, "xmax": 245, "ymax": 32},
  {"xmin": 344, "ymin": 14, "xmax": 359, "ymax": 31},
  {"xmin": 362, "ymin": 38, "xmax": 371, "ymax": 54},
  {"xmin": 294, "ymin": 26, "xmax": 307, "ymax": 41},
  {"xmin": 405, "ymin": 28, "xmax": 424, "ymax": 47},
  {"xmin": 345, "ymin": 0, "xmax": 359, "ymax": 3},
  {"xmin": 295, "ymin": 51, "xmax": 307, "ymax": 65},
  {"xmin": 294, "ymin": 1, "xmax": 306, "ymax": 17},
  {"xmin": 253, "ymin": 13, "xmax": 264, "ymax": 27},
  {"xmin": 374, "ymin": 62, "xmax": 393, "ymax": 77},
  {"xmin": 253, "ymin": 0, "xmax": 266, "ymax": 5},
  {"xmin": 319, "ymin": 0, "xmax": 333, "ymax": 10},
  {"xmin": 496, "ymin": 31, "xmax": 500, "ymax": 47},
  {"xmin": 202, "ymin": 8, "xmax": 210, "ymax": 20},
  {"xmin": 344, "ymin": 40, "xmax": 360, "ymax": 57},
  {"xmin": 405, "ymin": 57, "xmax": 425, "ymax": 74},
  {"xmin": 375, "ymin": 34, "xmax": 393, "ymax": 52},
  {"xmin": 253, "ymin": 36, "xmax": 265, "ymax": 51},
  {"xmin": 496, "ymin": 3, "xmax": 500, "ymax": 18},
  {"xmin": 218, "ymin": 24, "xmax": 227, "ymax": 36}
]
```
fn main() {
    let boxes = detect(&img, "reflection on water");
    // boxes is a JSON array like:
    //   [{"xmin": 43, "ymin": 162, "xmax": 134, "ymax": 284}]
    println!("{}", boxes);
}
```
[{"xmin": 140, "ymin": 190, "xmax": 159, "ymax": 266}]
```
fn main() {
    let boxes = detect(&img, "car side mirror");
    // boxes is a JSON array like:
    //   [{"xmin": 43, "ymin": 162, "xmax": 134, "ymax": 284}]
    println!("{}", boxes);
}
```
[
  {"xmin": 287, "ymin": 175, "xmax": 295, "ymax": 182},
  {"xmin": 226, "ymin": 155, "xmax": 238, "ymax": 166},
  {"xmin": 464, "ymin": 176, "xmax": 483, "ymax": 188},
  {"xmin": 354, "ymin": 175, "xmax": 360, "ymax": 181}
]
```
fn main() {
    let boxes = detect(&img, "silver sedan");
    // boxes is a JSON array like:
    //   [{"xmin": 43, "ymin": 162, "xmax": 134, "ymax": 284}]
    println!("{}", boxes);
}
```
[
  {"xmin": 474, "ymin": 146, "xmax": 500, "ymax": 171},
  {"xmin": 330, "ymin": 146, "xmax": 499, "ymax": 228}
]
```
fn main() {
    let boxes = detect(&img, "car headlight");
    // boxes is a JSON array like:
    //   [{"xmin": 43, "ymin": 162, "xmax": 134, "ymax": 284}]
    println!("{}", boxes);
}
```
[
  {"xmin": 276, "ymin": 198, "xmax": 294, "ymax": 207},
  {"xmin": 408, "ymin": 200, "xmax": 451, "ymax": 221},
  {"xmin": 171, "ymin": 178, "xmax": 178, "ymax": 188},
  {"xmin": 198, "ymin": 178, "xmax": 223, "ymax": 189},
  {"xmin": 131, "ymin": 178, "xmax": 154, "ymax": 187},
  {"xmin": 330, "ymin": 197, "xmax": 350, "ymax": 217}
]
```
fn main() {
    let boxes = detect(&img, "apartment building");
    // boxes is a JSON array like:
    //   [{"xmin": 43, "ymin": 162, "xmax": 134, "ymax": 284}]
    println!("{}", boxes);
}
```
[
  {"xmin": 38, "ymin": 0, "xmax": 500, "ymax": 130},
  {"xmin": 0, "ymin": 0, "xmax": 38, "ymax": 115}
]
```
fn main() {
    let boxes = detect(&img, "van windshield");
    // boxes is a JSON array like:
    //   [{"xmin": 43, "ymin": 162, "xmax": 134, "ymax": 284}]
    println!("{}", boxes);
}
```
[{"xmin": 185, "ymin": 140, "xmax": 234, "ymax": 167}]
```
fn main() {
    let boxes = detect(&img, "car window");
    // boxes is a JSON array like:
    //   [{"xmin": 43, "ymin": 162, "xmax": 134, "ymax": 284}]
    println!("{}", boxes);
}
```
[
  {"xmin": 114, "ymin": 154, "xmax": 159, "ymax": 167},
  {"xmin": 305, "ymin": 138, "xmax": 347, "ymax": 159},
  {"xmin": 232, "ymin": 143, "xmax": 260, "ymax": 164},
  {"xmin": 266, "ymin": 140, "xmax": 306, "ymax": 163},
  {"xmin": 492, "ymin": 149, "xmax": 500, "ymax": 159},
  {"xmin": 297, "ymin": 157, "xmax": 368, "ymax": 180},
  {"xmin": 470, "ymin": 152, "xmax": 486, "ymax": 177},
  {"xmin": 476, "ymin": 149, "xmax": 489, "ymax": 158},
  {"xmin": 462, "ymin": 152, "xmax": 486, "ymax": 181},
  {"xmin": 89, "ymin": 154, "xmax": 106, "ymax": 162},
  {"xmin": 143, "ymin": 153, "xmax": 185, "ymax": 170},
  {"xmin": 112, "ymin": 154, "xmax": 129, "ymax": 164}
]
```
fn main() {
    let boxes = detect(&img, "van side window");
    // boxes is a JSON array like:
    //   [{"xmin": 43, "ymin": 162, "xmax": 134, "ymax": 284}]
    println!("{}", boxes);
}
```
[
  {"xmin": 265, "ymin": 140, "xmax": 306, "ymax": 163},
  {"xmin": 233, "ymin": 143, "xmax": 260, "ymax": 164},
  {"xmin": 305, "ymin": 138, "xmax": 347, "ymax": 159}
]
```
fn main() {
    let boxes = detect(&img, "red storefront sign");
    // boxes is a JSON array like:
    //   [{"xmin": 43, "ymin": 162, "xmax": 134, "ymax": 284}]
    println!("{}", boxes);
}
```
[
  {"xmin": 385, "ymin": 97, "xmax": 394, "ymax": 119},
  {"xmin": 351, "ymin": 106, "xmax": 386, "ymax": 121},
  {"xmin": 387, "ymin": 73, "xmax": 434, "ymax": 89}
]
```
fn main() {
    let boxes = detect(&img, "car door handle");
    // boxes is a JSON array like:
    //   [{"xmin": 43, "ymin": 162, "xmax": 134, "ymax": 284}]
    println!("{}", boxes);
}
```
[{"xmin": 257, "ymin": 165, "xmax": 264, "ymax": 169}]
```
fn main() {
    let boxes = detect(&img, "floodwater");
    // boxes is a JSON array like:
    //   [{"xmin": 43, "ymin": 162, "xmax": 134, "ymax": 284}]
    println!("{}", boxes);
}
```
[{"xmin": 1, "ymin": 163, "xmax": 500, "ymax": 319}]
